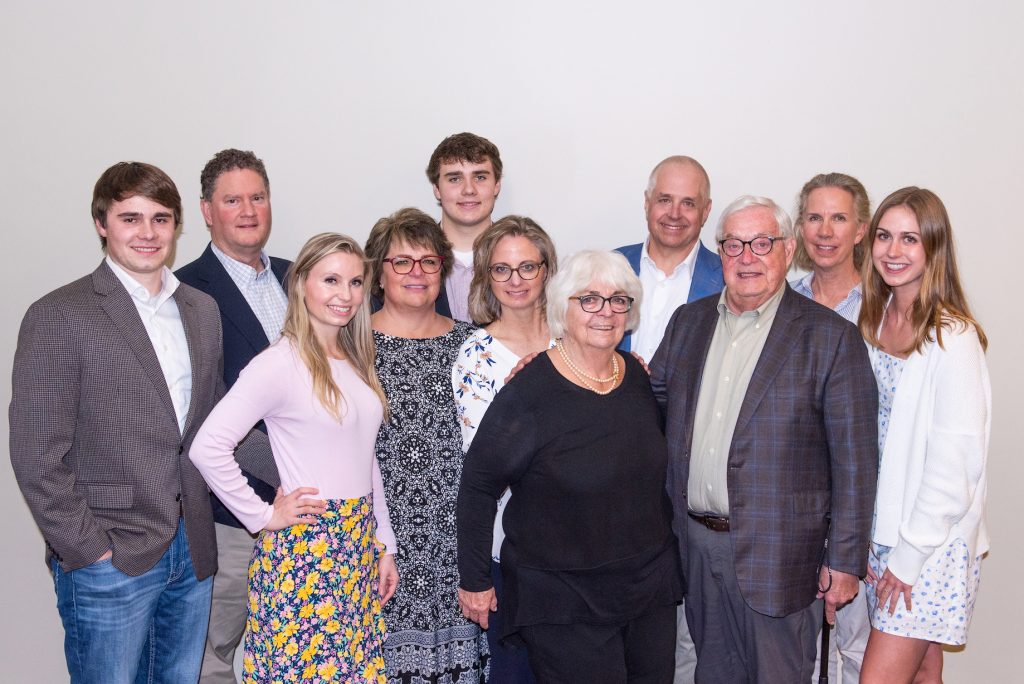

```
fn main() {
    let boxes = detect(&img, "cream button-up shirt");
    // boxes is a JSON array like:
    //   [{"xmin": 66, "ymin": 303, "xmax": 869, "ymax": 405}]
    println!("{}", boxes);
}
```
[{"xmin": 687, "ymin": 284, "xmax": 785, "ymax": 515}]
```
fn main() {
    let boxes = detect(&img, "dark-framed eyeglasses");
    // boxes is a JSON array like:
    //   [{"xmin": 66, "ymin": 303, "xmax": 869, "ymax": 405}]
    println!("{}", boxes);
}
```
[
  {"xmin": 382, "ymin": 255, "xmax": 444, "ymax": 274},
  {"xmin": 570, "ymin": 294, "xmax": 634, "ymax": 314},
  {"xmin": 717, "ymin": 236, "xmax": 786, "ymax": 257},
  {"xmin": 488, "ymin": 260, "xmax": 546, "ymax": 282}
]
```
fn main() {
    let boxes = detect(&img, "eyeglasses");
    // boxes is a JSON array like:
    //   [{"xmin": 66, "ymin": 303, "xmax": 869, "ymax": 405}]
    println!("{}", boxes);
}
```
[
  {"xmin": 382, "ymin": 255, "xmax": 444, "ymax": 274},
  {"xmin": 488, "ymin": 260, "xmax": 546, "ymax": 282},
  {"xmin": 570, "ymin": 294, "xmax": 634, "ymax": 314},
  {"xmin": 717, "ymin": 236, "xmax": 786, "ymax": 257}
]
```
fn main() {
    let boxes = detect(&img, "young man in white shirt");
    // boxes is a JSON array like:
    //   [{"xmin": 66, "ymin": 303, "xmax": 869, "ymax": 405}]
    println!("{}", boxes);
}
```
[{"xmin": 425, "ymin": 132, "xmax": 503, "ymax": 322}]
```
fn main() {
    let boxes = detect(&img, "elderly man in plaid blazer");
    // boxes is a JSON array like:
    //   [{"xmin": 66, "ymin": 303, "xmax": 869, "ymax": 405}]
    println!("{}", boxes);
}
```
[
  {"xmin": 9, "ymin": 162, "xmax": 277, "ymax": 684},
  {"xmin": 650, "ymin": 195, "xmax": 878, "ymax": 683}
]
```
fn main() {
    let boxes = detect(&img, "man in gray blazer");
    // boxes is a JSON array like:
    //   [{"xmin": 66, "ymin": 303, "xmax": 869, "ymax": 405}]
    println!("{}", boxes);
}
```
[
  {"xmin": 176, "ymin": 148, "xmax": 289, "ymax": 683},
  {"xmin": 650, "ymin": 195, "xmax": 877, "ymax": 683},
  {"xmin": 9, "ymin": 162, "xmax": 276, "ymax": 683}
]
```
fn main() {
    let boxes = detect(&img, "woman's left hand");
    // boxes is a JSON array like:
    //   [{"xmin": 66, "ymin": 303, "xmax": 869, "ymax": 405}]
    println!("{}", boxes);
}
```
[
  {"xmin": 378, "ymin": 554, "xmax": 399, "ymax": 605},
  {"xmin": 874, "ymin": 567, "xmax": 913, "ymax": 615}
]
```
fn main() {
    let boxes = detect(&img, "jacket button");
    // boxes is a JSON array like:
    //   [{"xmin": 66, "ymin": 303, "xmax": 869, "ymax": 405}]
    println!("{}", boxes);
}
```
[
  {"xmin": 175, "ymin": 493, "xmax": 182, "ymax": 502},
  {"xmin": 178, "ymin": 446, "xmax": 184, "ymax": 455}
]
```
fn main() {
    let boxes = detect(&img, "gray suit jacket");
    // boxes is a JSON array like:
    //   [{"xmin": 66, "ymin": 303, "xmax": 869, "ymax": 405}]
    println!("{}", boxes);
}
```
[
  {"xmin": 650, "ymin": 285, "xmax": 878, "ymax": 617},
  {"xmin": 9, "ymin": 261, "xmax": 277, "ymax": 579}
]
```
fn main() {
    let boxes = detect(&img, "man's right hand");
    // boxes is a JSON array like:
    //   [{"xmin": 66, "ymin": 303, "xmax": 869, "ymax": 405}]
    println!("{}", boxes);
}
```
[{"xmin": 504, "ymin": 351, "xmax": 540, "ymax": 383}]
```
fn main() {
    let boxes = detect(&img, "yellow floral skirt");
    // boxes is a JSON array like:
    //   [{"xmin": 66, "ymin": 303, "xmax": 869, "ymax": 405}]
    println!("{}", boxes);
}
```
[{"xmin": 243, "ymin": 495, "xmax": 387, "ymax": 683}]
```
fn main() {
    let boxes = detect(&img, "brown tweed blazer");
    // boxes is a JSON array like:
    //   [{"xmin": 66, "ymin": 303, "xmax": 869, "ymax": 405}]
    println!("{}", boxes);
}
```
[
  {"xmin": 9, "ymin": 261, "xmax": 277, "ymax": 579},
  {"xmin": 650, "ymin": 285, "xmax": 879, "ymax": 618}
]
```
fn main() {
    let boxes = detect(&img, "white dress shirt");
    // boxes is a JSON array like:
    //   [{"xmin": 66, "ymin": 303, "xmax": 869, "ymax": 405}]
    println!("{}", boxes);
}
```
[
  {"xmin": 632, "ymin": 239, "xmax": 700, "ymax": 363},
  {"xmin": 105, "ymin": 257, "xmax": 192, "ymax": 433}
]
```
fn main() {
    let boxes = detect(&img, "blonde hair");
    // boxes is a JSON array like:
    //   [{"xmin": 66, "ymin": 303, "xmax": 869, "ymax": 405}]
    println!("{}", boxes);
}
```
[
  {"xmin": 793, "ymin": 172, "xmax": 871, "ymax": 271},
  {"xmin": 283, "ymin": 232, "xmax": 388, "ymax": 420},
  {"xmin": 859, "ymin": 187, "xmax": 987, "ymax": 354}
]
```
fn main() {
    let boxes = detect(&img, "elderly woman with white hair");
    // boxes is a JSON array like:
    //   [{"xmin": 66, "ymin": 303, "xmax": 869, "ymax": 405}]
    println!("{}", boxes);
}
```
[{"xmin": 456, "ymin": 250, "xmax": 682, "ymax": 683}]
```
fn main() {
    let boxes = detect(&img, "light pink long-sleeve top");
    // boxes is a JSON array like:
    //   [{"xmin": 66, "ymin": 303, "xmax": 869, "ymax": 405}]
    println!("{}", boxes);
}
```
[{"xmin": 190, "ymin": 338, "xmax": 395, "ymax": 553}]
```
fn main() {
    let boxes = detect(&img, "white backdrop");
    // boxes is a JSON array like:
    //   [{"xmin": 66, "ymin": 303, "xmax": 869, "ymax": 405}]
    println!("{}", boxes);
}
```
[{"xmin": 2, "ymin": 2, "xmax": 1019, "ymax": 680}]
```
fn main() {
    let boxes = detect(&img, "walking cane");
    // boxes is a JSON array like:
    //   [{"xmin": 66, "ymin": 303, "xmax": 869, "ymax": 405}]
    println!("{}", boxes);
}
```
[{"xmin": 819, "ymin": 612, "xmax": 831, "ymax": 684}]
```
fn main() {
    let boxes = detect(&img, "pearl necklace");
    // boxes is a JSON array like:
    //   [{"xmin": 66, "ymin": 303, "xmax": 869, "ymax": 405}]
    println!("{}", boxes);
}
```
[{"xmin": 556, "ymin": 338, "xmax": 619, "ymax": 395}]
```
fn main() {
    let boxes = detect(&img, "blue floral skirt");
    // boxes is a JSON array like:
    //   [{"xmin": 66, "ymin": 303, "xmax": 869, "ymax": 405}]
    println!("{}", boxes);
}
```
[
  {"xmin": 243, "ymin": 495, "xmax": 388, "ymax": 683},
  {"xmin": 866, "ymin": 539, "xmax": 982, "ymax": 645}
]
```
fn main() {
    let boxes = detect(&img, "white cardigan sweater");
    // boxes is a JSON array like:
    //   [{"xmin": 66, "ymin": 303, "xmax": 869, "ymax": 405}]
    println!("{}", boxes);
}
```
[{"xmin": 872, "ymin": 321, "xmax": 991, "ymax": 585}]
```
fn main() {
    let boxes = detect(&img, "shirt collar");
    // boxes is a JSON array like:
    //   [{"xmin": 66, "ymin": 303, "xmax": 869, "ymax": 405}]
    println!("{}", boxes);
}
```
[
  {"xmin": 105, "ymin": 256, "xmax": 179, "ymax": 307},
  {"xmin": 640, "ymin": 238, "xmax": 700, "ymax": 279},
  {"xmin": 211, "ymin": 241, "xmax": 271, "ymax": 279},
  {"xmin": 717, "ymin": 280, "xmax": 787, "ymax": 318}
]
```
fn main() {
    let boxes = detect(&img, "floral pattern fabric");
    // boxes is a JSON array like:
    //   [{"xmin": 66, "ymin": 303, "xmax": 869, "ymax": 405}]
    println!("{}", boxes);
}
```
[
  {"xmin": 373, "ymin": 322, "xmax": 489, "ymax": 683},
  {"xmin": 244, "ymin": 495, "xmax": 387, "ymax": 683},
  {"xmin": 865, "ymin": 346, "xmax": 983, "ymax": 645}
]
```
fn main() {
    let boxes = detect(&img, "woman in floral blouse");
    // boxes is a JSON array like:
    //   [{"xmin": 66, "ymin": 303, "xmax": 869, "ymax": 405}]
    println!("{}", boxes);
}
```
[{"xmin": 452, "ymin": 215, "xmax": 557, "ymax": 681}]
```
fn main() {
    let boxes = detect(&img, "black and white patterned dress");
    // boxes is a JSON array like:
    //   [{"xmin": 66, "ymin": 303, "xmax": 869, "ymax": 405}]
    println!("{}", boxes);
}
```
[{"xmin": 373, "ymin": 321, "xmax": 489, "ymax": 683}]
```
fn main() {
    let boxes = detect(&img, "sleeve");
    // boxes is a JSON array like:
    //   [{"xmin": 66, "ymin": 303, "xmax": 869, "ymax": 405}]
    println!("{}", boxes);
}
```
[
  {"xmin": 371, "ymin": 452, "xmax": 396, "ymax": 554},
  {"xmin": 189, "ymin": 348, "xmax": 289, "ymax": 533},
  {"xmin": 9, "ymin": 301, "xmax": 111, "ymax": 570},
  {"xmin": 451, "ymin": 333, "xmax": 497, "ymax": 453},
  {"xmin": 823, "ymin": 322, "xmax": 880, "ymax": 576},
  {"xmin": 887, "ymin": 328, "xmax": 990, "ymax": 584},
  {"xmin": 456, "ymin": 382, "xmax": 538, "ymax": 592},
  {"xmin": 649, "ymin": 305, "xmax": 682, "ymax": 418}
]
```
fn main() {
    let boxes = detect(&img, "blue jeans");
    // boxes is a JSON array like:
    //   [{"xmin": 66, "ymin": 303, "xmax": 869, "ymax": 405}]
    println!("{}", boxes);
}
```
[{"xmin": 51, "ymin": 518, "xmax": 213, "ymax": 684}]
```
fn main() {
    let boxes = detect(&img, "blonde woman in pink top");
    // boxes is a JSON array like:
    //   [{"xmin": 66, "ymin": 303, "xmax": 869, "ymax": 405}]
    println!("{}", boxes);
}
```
[{"xmin": 191, "ymin": 233, "xmax": 398, "ymax": 683}]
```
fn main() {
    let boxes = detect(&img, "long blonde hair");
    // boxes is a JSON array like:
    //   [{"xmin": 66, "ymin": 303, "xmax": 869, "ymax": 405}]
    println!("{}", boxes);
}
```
[
  {"xmin": 283, "ymin": 232, "xmax": 388, "ymax": 420},
  {"xmin": 859, "ymin": 187, "xmax": 987, "ymax": 354}
]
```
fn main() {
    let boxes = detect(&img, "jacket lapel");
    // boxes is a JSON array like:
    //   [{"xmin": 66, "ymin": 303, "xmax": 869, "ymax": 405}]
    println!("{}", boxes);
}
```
[
  {"xmin": 683, "ymin": 299, "xmax": 721, "ymax": 439},
  {"xmin": 196, "ymin": 246, "xmax": 270, "ymax": 352},
  {"xmin": 734, "ymin": 286, "xmax": 802, "ymax": 434},
  {"xmin": 175, "ymin": 287, "xmax": 204, "ymax": 437},
  {"xmin": 92, "ymin": 262, "xmax": 179, "ymax": 431}
]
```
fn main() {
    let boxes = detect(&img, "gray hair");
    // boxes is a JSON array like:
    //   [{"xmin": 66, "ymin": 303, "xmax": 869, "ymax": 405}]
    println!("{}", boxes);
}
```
[
  {"xmin": 645, "ymin": 155, "xmax": 711, "ymax": 201},
  {"xmin": 715, "ymin": 195, "xmax": 794, "ymax": 241},
  {"xmin": 546, "ymin": 250, "xmax": 643, "ymax": 339}
]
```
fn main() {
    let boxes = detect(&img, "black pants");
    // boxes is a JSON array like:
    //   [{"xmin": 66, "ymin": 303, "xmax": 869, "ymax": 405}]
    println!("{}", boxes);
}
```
[{"xmin": 518, "ymin": 603, "xmax": 676, "ymax": 684}]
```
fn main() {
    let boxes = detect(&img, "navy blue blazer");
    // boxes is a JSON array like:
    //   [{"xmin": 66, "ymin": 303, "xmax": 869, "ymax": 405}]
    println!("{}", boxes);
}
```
[
  {"xmin": 176, "ymin": 243, "xmax": 290, "ymax": 526},
  {"xmin": 614, "ymin": 240, "xmax": 725, "ymax": 352}
]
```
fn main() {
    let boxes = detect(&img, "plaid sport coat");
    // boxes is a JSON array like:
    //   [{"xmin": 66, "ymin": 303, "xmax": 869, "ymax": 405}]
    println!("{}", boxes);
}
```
[
  {"xmin": 9, "ymin": 261, "xmax": 276, "ymax": 580},
  {"xmin": 650, "ymin": 285, "xmax": 878, "ymax": 618}
]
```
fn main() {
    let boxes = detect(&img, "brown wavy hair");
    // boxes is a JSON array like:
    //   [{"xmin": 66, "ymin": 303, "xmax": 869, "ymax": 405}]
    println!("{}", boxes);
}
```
[{"xmin": 859, "ymin": 187, "xmax": 987, "ymax": 354}]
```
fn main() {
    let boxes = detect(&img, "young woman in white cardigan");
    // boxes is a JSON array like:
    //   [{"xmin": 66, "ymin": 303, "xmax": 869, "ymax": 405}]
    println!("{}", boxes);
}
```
[{"xmin": 858, "ymin": 187, "xmax": 991, "ymax": 684}]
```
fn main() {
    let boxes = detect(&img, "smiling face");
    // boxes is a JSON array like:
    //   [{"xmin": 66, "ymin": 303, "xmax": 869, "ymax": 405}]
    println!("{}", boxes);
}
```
[
  {"xmin": 564, "ymin": 280, "xmax": 629, "ymax": 352},
  {"xmin": 432, "ymin": 159, "xmax": 500, "ymax": 234},
  {"xmin": 872, "ymin": 205, "xmax": 926, "ymax": 299},
  {"xmin": 799, "ymin": 186, "xmax": 867, "ymax": 273},
  {"xmin": 379, "ymin": 239, "xmax": 443, "ymax": 312},
  {"xmin": 200, "ymin": 168, "xmax": 272, "ymax": 269},
  {"xmin": 303, "ymin": 251, "xmax": 365, "ymax": 347},
  {"xmin": 644, "ymin": 161, "xmax": 712, "ymax": 259},
  {"xmin": 720, "ymin": 205, "xmax": 795, "ymax": 313},
  {"xmin": 95, "ymin": 195, "xmax": 177, "ymax": 293},
  {"xmin": 489, "ymin": 235, "xmax": 547, "ymax": 314}
]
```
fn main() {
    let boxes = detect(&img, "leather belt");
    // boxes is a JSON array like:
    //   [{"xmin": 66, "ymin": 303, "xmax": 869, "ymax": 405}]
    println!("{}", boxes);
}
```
[{"xmin": 688, "ymin": 511, "xmax": 730, "ymax": 532}]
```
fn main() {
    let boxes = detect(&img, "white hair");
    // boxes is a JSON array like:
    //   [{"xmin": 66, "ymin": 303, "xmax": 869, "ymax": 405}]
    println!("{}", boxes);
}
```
[
  {"xmin": 715, "ymin": 195, "xmax": 794, "ymax": 240},
  {"xmin": 545, "ymin": 250, "xmax": 643, "ymax": 339}
]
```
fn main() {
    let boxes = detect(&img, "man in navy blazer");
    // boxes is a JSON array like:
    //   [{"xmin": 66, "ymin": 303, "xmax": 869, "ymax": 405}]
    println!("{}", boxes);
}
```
[
  {"xmin": 650, "ymin": 196, "xmax": 877, "ymax": 683},
  {"xmin": 616, "ymin": 156, "xmax": 724, "ymax": 366},
  {"xmin": 616, "ymin": 155, "xmax": 723, "ymax": 683},
  {"xmin": 176, "ymin": 149, "xmax": 288, "ymax": 683}
]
